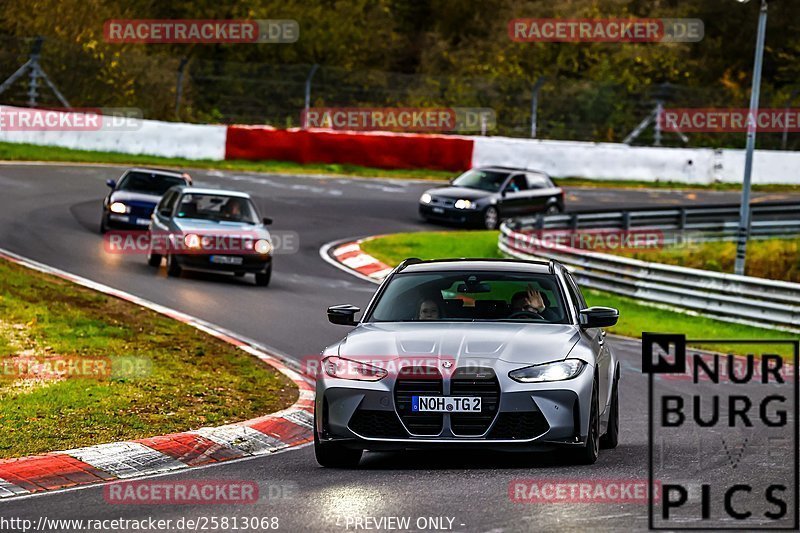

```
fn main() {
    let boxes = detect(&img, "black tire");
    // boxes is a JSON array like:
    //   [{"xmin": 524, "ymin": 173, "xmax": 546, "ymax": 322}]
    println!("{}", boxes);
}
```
[
  {"xmin": 569, "ymin": 377, "xmax": 600, "ymax": 465},
  {"xmin": 166, "ymin": 254, "xmax": 182, "ymax": 277},
  {"xmin": 147, "ymin": 249, "xmax": 162, "ymax": 267},
  {"xmin": 545, "ymin": 204, "xmax": 561, "ymax": 215},
  {"xmin": 601, "ymin": 374, "xmax": 620, "ymax": 449},
  {"xmin": 99, "ymin": 218, "xmax": 108, "ymax": 234},
  {"xmin": 254, "ymin": 266, "xmax": 272, "ymax": 287},
  {"xmin": 483, "ymin": 206, "xmax": 500, "ymax": 230},
  {"xmin": 313, "ymin": 409, "xmax": 362, "ymax": 468}
]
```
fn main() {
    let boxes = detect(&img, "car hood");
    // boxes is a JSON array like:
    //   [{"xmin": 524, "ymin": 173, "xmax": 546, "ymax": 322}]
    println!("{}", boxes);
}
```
[
  {"xmin": 109, "ymin": 190, "xmax": 161, "ymax": 204},
  {"xmin": 173, "ymin": 218, "xmax": 270, "ymax": 237},
  {"xmin": 337, "ymin": 322, "xmax": 581, "ymax": 366},
  {"xmin": 427, "ymin": 186, "xmax": 494, "ymax": 201}
]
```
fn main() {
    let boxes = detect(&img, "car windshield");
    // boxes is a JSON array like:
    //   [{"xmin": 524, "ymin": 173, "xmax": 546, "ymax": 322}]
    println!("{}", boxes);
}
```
[
  {"xmin": 367, "ymin": 271, "xmax": 569, "ymax": 323},
  {"xmin": 175, "ymin": 193, "xmax": 260, "ymax": 224},
  {"xmin": 451, "ymin": 169, "xmax": 509, "ymax": 192},
  {"xmin": 117, "ymin": 171, "xmax": 185, "ymax": 194}
]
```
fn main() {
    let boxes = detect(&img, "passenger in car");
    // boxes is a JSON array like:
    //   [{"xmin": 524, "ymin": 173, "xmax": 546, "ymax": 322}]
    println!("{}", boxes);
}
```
[{"xmin": 416, "ymin": 298, "xmax": 441, "ymax": 320}]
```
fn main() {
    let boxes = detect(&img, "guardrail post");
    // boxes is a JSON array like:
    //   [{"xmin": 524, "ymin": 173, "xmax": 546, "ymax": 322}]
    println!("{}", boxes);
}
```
[
  {"xmin": 570, "ymin": 213, "xmax": 578, "ymax": 230},
  {"xmin": 622, "ymin": 212, "xmax": 631, "ymax": 230},
  {"xmin": 678, "ymin": 208, "xmax": 687, "ymax": 230},
  {"xmin": 535, "ymin": 214, "xmax": 544, "ymax": 230}
]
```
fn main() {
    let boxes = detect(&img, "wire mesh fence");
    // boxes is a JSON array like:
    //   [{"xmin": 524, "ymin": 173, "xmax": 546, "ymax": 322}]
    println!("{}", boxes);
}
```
[{"xmin": 0, "ymin": 34, "xmax": 797, "ymax": 150}]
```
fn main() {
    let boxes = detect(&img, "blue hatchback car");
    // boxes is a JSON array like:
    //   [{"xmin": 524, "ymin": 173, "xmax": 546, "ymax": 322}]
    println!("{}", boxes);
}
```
[{"xmin": 100, "ymin": 168, "xmax": 192, "ymax": 233}]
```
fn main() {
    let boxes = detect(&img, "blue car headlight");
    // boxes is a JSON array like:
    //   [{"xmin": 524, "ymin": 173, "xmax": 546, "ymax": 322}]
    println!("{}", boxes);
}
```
[{"xmin": 508, "ymin": 359, "xmax": 586, "ymax": 383}]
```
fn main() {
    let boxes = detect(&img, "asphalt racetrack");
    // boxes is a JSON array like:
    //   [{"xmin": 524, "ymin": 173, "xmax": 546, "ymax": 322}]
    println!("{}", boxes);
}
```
[{"xmin": 1, "ymin": 163, "xmax": 798, "ymax": 532}]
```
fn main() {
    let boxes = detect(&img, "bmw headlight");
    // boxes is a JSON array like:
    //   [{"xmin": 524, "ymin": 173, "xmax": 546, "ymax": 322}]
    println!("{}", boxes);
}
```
[
  {"xmin": 420, "ymin": 193, "xmax": 432, "ymax": 204},
  {"xmin": 322, "ymin": 356, "xmax": 387, "ymax": 381},
  {"xmin": 508, "ymin": 359, "xmax": 586, "ymax": 383},
  {"xmin": 109, "ymin": 202, "xmax": 128, "ymax": 214},
  {"xmin": 454, "ymin": 199, "xmax": 474, "ymax": 209},
  {"xmin": 254, "ymin": 239, "xmax": 272, "ymax": 255}
]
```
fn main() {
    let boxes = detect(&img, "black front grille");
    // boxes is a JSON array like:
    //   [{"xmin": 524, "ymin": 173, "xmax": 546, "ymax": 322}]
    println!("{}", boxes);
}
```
[
  {"xmin": 127, "ymin": 201, "xmax": 157, "ymax": 218},
  {"xmin": 488, "ymin": 411, "xmax": 550, "ymax": 440},
  {"xmin": 394, "ymin": 367, "xmax": 443, "ymax": 435},
  {"xmin": 450, "ymin": 368, "xmax": 500, "ymax": 436},
  {"xmin": 348, "ymin": 409, "xmax": 407, "ymax": 439},
  {"xmin": 429, "ymin": 197, "xmax": 456, "ymax": 208}
]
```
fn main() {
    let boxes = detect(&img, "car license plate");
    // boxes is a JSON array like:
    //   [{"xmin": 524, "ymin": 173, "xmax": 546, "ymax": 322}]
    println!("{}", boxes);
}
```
[
  {"xmin": 412, "ymin": 396, "xmax": 481, "ymax": 412},
  {"xmin": 135, "ymin": 218, "xmax": 150, "ymax": 225},
  {"xmin": 209, "ymin": 255, "xmax": 243, "ymax": 265},
  {"xmin": 432, "ymin": 207, "xmax": 445, "ymax": 214}
]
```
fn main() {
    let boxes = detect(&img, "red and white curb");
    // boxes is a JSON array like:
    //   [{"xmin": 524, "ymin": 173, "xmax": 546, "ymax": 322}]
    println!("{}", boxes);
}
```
[
  {"xmin": 319, "ymin": 237, "xmax": 393, "ymax": 285},
  {"xmin": 0, "ymin": 248, "xmax": 315, "ymax": 500}
]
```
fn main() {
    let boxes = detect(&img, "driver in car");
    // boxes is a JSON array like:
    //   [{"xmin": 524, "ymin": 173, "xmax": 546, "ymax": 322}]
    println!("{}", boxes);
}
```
[
  {"xmin": 510, "ymin": 285, "xmax": 557, "ymax": 321},
  {"xmin": 221, "ymin": 198, "xmax": 244, "ymax": 220}
]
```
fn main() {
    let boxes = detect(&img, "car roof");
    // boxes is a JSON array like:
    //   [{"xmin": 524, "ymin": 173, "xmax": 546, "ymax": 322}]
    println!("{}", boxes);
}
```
[
  {"xmin": 173, "ymin": 186, "xmax": 252, "ymax": 198},
  {"xmin": 126, "ymin": 167, "xmax": 187, "ymax": 178},
  {"xmin": 477, "ymin": 166, "xmax": 549, "ymax": 176},
  {"xmin": 398, "ymin": 258, "xmax": 555, "ymax": 275}
]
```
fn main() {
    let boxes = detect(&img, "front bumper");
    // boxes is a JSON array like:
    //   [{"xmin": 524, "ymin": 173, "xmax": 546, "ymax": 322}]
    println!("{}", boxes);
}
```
[
  {"xmin": 419, "ymin": 204, "xmax": 483, "ymax": 225},
  {"xmin": 106, "ymin": 213, "xmax": 153, "ymax": 228},
  {"xmin": 316, "ymin": 361, "xmax": 594, "ymax": 452},
  {"xmin": 173, "ymin": 253, "xmax": 272, "ymax": 273}
]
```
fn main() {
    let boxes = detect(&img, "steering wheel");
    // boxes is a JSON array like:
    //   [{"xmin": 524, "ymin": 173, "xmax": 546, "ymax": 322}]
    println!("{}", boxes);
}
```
[{"xmin": 508, "ymin": 310, "xmax": 543, "ymax": 320}]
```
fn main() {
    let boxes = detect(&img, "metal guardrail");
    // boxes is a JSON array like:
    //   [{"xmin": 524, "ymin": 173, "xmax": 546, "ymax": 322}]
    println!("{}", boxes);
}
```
[
  {"xmin": 507, "ymin": 201, "xmax": 800, "ymax": 238},
  {"xmin": 498, "ymin": 212, "xmax": 800, "ymax": 333}
]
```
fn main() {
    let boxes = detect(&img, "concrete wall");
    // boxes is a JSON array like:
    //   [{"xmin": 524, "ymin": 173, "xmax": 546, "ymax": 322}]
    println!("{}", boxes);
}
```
[
  {"xmin": 472, "ymin": 136, "xmax": 800, "ymax": 185},
  {"xmin": 0, "ymin": 106, "xmax": 227, "ymax": 160}
]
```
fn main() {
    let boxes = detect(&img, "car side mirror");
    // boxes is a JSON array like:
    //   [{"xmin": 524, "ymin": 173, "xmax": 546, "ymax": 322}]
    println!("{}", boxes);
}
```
[
  {"xmin": 327, "ymin": 304, "xmax": 360, "ymax": 326},
  {"xmin": 106, "ymin": 179, "xmax": 116, "ymax": 189},
  {"xmin": 158, "ymin": 208, "xmax": 171, "ymax": 218},
  {"xmin": 262, "ymin": 217, "xmax": 273, "ymax": 226},
  {"xmin": 579, "ymin": 307, "xmax": 619, "ymax": 329}
]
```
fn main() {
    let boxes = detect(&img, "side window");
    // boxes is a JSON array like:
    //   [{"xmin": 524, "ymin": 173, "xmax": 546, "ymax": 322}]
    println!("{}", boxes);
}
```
[
  {"xmin": 506, "ymin": 174, "xmax": 528, "ymax": 193},
  {"xmin": 158, "ymin": 191, "xmax": 177, "ymax": 215},
  {"xmin": 526, "ymin": 173, "xmax": 550, "ymax": 189}
]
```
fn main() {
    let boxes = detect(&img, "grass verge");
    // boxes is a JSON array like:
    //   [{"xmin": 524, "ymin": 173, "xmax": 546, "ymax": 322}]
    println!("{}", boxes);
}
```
[
  {"xmin": 615, "ymin": 238, "xmax": 799, "ymax": 283},
  {"xmin": 360, "ymin": 230, "xmax": 796, "ymax": 357},
  {"xmin": 0, "ymin": 141, "xmax": 453, "ymax": 181},
  {"xmin": 2, "ymin": 141, "xmax": 798, "ymax": 191},
  {"xmin": 0, "ymin": 258, "xmax": 297, "ymax": 459}
]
